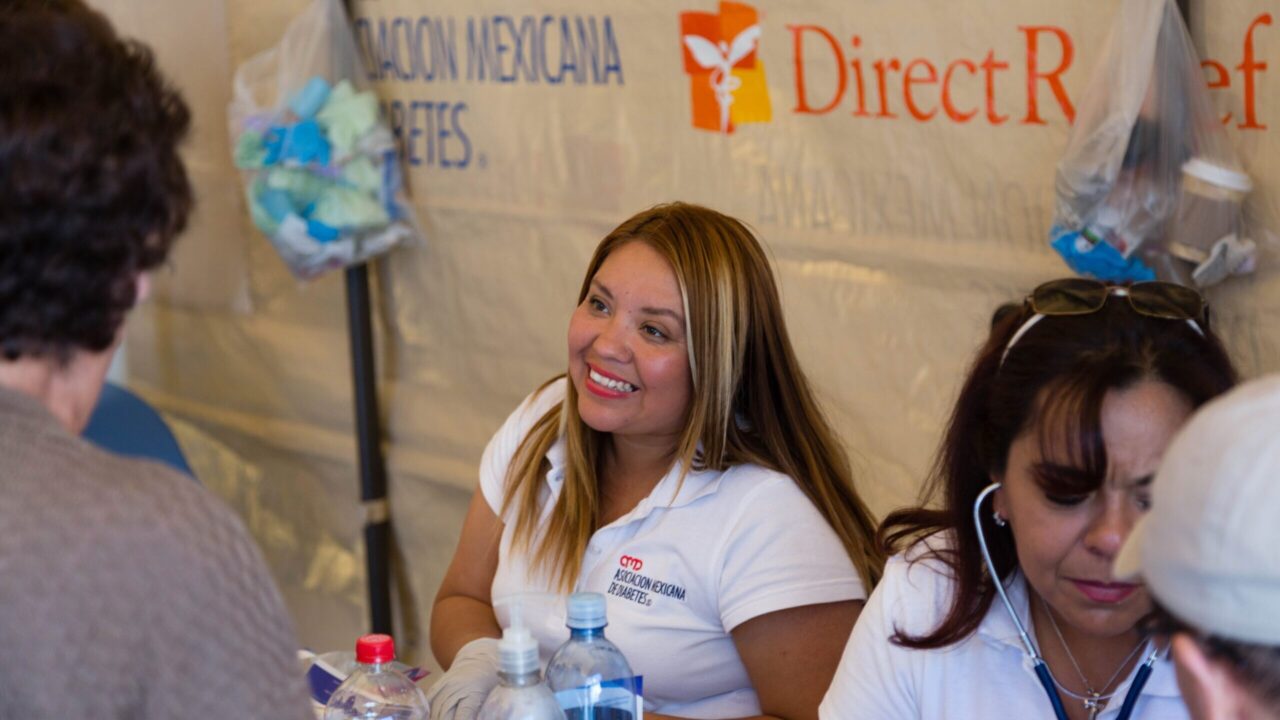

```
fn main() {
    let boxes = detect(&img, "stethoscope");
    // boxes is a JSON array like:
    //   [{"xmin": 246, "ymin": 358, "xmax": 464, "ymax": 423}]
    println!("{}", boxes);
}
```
[{"xmin": 974, "ymin": 483, "xmax": 1161, "ymax": 720}]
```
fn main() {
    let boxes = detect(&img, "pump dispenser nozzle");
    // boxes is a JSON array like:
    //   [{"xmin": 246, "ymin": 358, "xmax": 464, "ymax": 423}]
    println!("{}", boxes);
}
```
[
  {"xmin": 478, "ymin": 595, "xmax": 569, "ymax": 720},
  {"xmin": 493, "ymin": 595, "xmax": 542, "ymax": 677}
]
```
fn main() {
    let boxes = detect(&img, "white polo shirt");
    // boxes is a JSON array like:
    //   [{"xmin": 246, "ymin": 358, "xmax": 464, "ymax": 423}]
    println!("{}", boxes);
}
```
[
  {"xmin": 484, "ymin": 379, "xmax": 865, "ymax": 719},
  {"xmin": 820, "ymin": 544, "xmax": 1187, "ymax": 720}
]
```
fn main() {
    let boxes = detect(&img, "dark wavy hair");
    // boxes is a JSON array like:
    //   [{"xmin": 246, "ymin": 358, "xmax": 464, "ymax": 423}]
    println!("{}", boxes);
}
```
[
  {"xmin": 880, "ymin": 285, "xmax": 1237, "ymax": 649},
  {"xmin": 0, "ymin": 0, "xmax": 192, "ymax": 361}
]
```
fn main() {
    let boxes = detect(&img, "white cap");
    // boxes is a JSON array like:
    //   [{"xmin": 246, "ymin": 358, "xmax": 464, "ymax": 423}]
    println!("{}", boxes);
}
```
[
  {"xmin": 1115, "ymin": 374, "xmax": 1280, "ymax": 644},
  {"xmin": 497, "ymin": 624, "xmax": 539, "ymax": 676},
  {"xmin": 566, "ymin": 592, "xmax": 607, "ymax": 630},
  {"xmin": 1182, "ymin": 158, "xmax": 1253, "ymax": 193},
  {"xmin": 494, "ymin": 594, "xmax": 540, "ymax": 675}
]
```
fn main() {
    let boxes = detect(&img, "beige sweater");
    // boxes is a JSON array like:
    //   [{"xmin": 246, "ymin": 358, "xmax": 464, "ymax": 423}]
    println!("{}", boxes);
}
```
[{"xmin": 0, "ymin": 385, "xmax": 311, "ymax": 719}]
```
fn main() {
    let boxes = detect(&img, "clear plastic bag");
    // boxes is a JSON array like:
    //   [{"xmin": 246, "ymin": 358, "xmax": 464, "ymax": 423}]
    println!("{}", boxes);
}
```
[
  {"xmin": 229, "ymin": 0, "xmax": 417, "ymax": 279},
  {"xmin": 1051, "ymin": 0, "xmax": 1259, "ymax": 288}
]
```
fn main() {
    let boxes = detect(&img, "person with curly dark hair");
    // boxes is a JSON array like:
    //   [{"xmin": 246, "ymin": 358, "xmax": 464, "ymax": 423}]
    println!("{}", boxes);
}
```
[
  {"xmin": 0, "ymin": 0, "xmax": 191, "ymax": 367},
  {"xmin": 0, "ymin": 2, "xmax": 311, "ymax": 717}
]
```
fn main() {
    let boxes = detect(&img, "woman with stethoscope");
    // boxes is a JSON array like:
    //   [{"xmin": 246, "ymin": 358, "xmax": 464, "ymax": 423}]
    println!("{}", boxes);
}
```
[{"xmin": 820, "ymin": 279, "xmax": 1238, "ymax": 720}]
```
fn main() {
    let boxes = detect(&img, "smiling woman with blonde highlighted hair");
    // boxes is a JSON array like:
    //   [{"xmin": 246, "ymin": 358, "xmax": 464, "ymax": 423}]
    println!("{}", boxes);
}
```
[{"xmin": 429, "ymin": 202, "xmax": 883, "ymax": 720}]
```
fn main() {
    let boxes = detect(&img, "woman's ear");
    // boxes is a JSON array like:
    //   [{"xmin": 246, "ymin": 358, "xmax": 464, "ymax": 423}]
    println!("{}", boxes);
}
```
[
  {"xmin": 134, "ymin": 273, "xmax": 152, "ymax": 305},
  {"xmin": 990, "ymin": 476, "xmax": 1008, "ymax": 522},
  {"xmin": 1171, "ymin": 633, "xmax": 1238, "ymax": 720}
]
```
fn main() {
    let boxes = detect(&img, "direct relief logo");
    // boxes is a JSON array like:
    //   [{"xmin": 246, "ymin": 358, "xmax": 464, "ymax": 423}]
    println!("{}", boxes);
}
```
[{"xmin": 680, "ymin": 1, "xmax": 772, "ymax": 133}]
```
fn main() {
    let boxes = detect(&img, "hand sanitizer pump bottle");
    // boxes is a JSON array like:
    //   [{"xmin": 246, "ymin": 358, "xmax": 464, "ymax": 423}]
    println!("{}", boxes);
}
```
[{"xmin": 476, "ymin": 598, "xmax": 567, "ymax": 720}]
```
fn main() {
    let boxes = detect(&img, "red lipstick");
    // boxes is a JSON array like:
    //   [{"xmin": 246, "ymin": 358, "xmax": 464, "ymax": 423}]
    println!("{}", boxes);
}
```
[
  {"xmin": 584, "ymin": 364, "xmax": 636, "ymax": 399},
  {"xmin": 1071, "ymin": 580, "xmax": 1140, "ymax": 604}
]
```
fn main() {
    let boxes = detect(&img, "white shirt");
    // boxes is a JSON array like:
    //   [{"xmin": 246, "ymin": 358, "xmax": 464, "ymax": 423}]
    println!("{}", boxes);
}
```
[
  {"xmin": 483, "ymin": 379, "xmax": 865, "ymax": 719},
  {"xmin": 820, "ymin": 546, "xmax": 1187, "ymax": 720}
]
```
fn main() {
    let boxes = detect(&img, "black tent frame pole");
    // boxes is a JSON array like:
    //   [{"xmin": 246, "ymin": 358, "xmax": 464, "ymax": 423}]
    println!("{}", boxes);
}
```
[
  {"xmin": 345, "ymin": 263, "xmax": 393, "ymax": 636},
  {"xmin": 337, "ymin": 0, "xmax": 392, "ymax": 636}
]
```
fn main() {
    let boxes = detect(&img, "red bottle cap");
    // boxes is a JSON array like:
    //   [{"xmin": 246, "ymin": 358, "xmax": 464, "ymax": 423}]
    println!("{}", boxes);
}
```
[{"xmin": 355, "ymin": 634, "xmax": 396, "ymax": 664}]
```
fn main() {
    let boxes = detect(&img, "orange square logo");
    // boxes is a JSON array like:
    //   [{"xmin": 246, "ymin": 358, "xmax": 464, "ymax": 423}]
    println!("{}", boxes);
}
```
[{"xmin": 680, "ymin": 2, "xmax": 772, "ymax": 133}]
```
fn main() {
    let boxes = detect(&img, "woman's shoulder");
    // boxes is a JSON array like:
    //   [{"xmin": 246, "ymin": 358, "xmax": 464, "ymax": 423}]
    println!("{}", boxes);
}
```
[
  {"xmin": 707, "ymin": 462, "xmax": 870, "ymax": 624},
  {"xmin": 872, "ymin": 536, "xmax": 962, "ymax": 633},
  {"xmin": 715, "ymin": 461, "xmax": 794, "ymax": 497},
  {"xmin": 489, "ymin": 377, "xmax": 566, "ymax": 449},
  {"xmin": 506, "ymin": 377, "xmax": 567, "ymax": 434},
  {"xmin": 695, "ymin": 463, "xmax": 823, "ymax": 523},
  {"xmin": 704, "ymin": 463, "xmax": 854, "ymax": 538},
  {"xmin": 478, "ymin": 377, "xmax": 567, "ymax": 509},
  {"xmin": 886, "ymin": 532, "xmax": 961, "ymax": 586}
]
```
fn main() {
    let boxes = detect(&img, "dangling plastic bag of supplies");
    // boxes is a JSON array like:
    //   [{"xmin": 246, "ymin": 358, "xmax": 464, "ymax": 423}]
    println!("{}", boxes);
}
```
[
  {"xmin": 229, "ymin": 0, "xmax": 417, "ymax": 279},
  {"xmin": 1051, "ymin": 0, "xmax": 1259, "ymax": 288}
]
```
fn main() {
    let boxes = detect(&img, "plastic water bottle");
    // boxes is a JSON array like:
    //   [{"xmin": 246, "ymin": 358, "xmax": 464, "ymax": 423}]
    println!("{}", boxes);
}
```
[
  {"xmin": 476, "ymin": 613, "xmax": 566, "ymax": 720},
  {"xmin": 324, "ymin": 634, "xmax": 428, "ymax": 720},
  {"xmin": 545, "ymin": 593, "xmax": 642, "ymax": 720}
]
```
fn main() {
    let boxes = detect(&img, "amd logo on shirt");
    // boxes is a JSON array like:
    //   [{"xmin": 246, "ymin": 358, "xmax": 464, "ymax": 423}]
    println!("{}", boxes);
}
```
[{"xmin": 608, "ymin": 555, "xmax": 687, "ymax": 607}]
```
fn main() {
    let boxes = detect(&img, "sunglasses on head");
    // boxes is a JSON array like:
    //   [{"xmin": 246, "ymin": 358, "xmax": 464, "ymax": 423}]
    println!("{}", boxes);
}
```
[{"xmin": 1000, "ymin": 278, "xmax": 1208, "ymax": 367}]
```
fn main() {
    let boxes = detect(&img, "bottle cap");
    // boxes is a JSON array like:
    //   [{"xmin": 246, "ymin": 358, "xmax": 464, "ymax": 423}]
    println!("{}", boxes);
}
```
[
  {"xmin": 492, "ymin": 594, "xmax": 541, "ymax": 676},
  {"xmin": 498, "ymin": 625, "xmax": 539, "ymax": 676},
  {"xmin": 355, "ymin": 633, "xmax": 396, "ymax": 664},
  {"xmin": 566, "ymin": 592, "xmax": 608, "ymax": 630}
]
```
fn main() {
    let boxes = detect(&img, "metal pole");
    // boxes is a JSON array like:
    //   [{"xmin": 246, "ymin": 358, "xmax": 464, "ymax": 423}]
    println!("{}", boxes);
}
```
[
  {"xmin": 345, "ymin": 262, "xmax": 393, "ymax": 636},
  {"xmin": 334, "ymin": 0, "xmax": 393, "ymax": 638}
]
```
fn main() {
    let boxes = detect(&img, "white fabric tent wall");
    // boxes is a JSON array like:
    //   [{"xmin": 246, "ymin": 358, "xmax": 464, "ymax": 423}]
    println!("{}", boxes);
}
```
[{"xmin": 88, "ymin": 0, "xmax": 1280, "ymax": 672}]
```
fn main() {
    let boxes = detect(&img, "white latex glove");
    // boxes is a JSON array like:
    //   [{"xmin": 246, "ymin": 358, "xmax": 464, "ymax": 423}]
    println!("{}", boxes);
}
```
[{"xmin": 426, "ymin": 638, "xmax": 502, "ymax": 720}]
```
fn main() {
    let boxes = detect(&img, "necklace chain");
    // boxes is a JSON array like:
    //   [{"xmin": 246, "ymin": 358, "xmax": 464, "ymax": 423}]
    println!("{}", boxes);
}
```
[{"xmin": 1039, "ymin": 596, "xmax": 1148, "ymax": 718}]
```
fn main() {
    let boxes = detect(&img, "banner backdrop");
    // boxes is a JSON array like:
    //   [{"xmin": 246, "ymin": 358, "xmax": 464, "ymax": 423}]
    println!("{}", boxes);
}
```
[{"xmin": 99, "ymin": 0, "xmax": 1280, "ymax": 670}]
